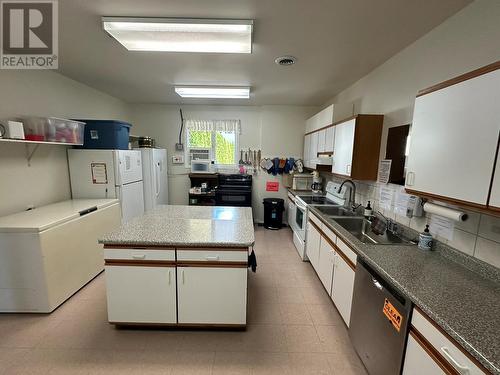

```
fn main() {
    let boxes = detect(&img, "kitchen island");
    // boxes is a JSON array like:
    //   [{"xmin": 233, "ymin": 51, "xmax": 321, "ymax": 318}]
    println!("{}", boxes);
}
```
[{"xmin": 99, "ymin": 205, "xmax": 255, "ymax": 327}]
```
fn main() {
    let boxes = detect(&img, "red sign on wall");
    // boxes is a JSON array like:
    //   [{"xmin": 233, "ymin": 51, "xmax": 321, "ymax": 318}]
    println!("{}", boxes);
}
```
[{"xmin": 266, "ymin": 181, "xmax": 279, "ymax": 192}]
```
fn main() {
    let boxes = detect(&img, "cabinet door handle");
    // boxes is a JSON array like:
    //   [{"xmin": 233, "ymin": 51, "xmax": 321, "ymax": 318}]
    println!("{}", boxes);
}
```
[
  {"xmin": 205, "ymin": 255, "xmax": 220, "ymax": 261},
  {"xmin": 182, "ymin": 270, "xmax": 185, "ymax": 284},
  {"xmin": 440, "ymin": 347, "xmax": 470, "ymax": 375},
  {"xmin": 346, "ymin": 164, "xmax": 351, "ymax": 175},
  {"xmin": 132, "ymin": 253, "xmax": 145, "ymax": 260},
  {"xmin": 168, "ymin": 270, "xmax": 171, "ymax": 285}
]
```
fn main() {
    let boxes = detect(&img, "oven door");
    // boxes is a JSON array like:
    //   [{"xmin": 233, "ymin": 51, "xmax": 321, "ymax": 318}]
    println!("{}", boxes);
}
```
[
  {"xmin": 216, "ymin": 190, "xmax": 252, "ymax": 207},
  {"xmin": 294, "ymin": 202, "xmax": 307, "ymax": 237}
]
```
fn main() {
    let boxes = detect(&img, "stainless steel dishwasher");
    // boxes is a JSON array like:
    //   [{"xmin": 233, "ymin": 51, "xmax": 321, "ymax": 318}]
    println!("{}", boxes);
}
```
[{"xmin": 349, "ymin": 259, "xmax": 412, "ymax": 375}]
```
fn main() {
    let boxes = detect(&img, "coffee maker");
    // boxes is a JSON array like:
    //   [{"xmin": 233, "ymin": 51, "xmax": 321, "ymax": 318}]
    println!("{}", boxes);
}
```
[{"xmin": 311, "ymin": 171, "xmax": 323, "ymax": 193}]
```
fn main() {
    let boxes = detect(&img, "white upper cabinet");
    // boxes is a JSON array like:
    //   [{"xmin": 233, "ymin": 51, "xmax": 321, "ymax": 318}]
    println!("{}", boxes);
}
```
[
  {"xmin": 405, "ymin": 67, "xmax": 500, "ymax": 206},
  {"xmin": 306, "ymin": 105, "xmax": 334, "ymax": 133},
  {"xmin": 489, "ymin": 148, "xmax": 500, "ymax": 209},
  {"xmin": 309, "ymin": 132, "xmax": 319, "ymax": 164},
  {"xmin": 332, "ymin": 118, "xmax": 355, "ymax": 176},
  {"xmin": 303, "ymin": 134, "xmax": 311, "ymax": 167},
  {"xmin": 325, "ymin": 126, "xmax": 335, "ymax": 152},
  {"xmin": 317, "ymin": 129, "xmax": 327, "ymax": 153}
]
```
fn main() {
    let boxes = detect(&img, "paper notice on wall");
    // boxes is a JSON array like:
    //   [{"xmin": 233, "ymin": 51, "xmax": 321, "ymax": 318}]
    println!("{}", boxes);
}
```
[
  {"xmin": 91, "ymin": 163, "xmax": 108, "ymax": 184},
  {"xmin": 377, "ymin": 159, "xmax": 392, "ymax": 184},
  {"xmin": 378, "ymin": 186, "xmax": 394, "ymax": 210},
  {"xmin": 429, "ymin": 214, "xmax": 455, "ymax": 241},
  {"xmin": 394, "ymin": 187, "xmax": 410, "ymax": 217}
]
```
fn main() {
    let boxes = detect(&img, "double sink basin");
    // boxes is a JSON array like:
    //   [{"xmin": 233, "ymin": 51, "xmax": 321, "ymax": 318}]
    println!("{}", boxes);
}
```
[{"xmin": 312, "ymin": 205, "xmax": 414, "ymax": 245}]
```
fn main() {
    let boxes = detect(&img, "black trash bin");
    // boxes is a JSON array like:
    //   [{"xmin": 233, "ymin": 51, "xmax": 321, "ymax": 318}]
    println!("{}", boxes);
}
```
[{"xmin": 263, "ymin": 198, "xmax": 285, "ymax": 230}]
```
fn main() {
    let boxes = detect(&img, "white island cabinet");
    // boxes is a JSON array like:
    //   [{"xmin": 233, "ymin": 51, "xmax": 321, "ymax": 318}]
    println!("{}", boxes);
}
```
[
  {"xmin": 100, "ymin": 205, "xmax": 254, "ymax": 327},
  {"xmin": 0, "ymin": 199, "xmax": 121, "ymax": 312}
]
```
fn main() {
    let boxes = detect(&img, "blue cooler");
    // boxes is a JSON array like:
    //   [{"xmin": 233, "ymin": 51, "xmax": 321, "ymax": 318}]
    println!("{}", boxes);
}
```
[{"xmin": 76, "ymin": 120, "xmax": 131, "ymax": 150}]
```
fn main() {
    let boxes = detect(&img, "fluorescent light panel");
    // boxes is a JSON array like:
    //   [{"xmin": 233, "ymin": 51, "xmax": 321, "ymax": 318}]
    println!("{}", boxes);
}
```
[
  {"xmin": 102, "ymin": 17, "xmax": 253, "ymax": 53},
  {"xmin": 175, "ymin": 86, "xmax": 250, "ymax": 99}
]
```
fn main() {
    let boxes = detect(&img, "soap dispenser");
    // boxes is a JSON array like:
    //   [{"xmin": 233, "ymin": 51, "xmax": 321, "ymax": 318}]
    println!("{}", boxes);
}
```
[
  {"xmin": 418, "ymin": 225, "xmax": 433, "ymax": 251},
  {"xmin": 364, "ymin": 201, "xmax": 373, "ymax": 218}
]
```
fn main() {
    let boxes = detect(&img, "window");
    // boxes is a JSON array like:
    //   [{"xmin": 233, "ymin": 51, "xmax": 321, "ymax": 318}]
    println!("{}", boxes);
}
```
[{"xmin": 186, "ymin": 119, "xmax": 240, "ymax": 165}]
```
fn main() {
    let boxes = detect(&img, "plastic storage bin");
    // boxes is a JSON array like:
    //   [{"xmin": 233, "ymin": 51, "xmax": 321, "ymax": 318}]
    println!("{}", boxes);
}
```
[
  {"xmin": 76, "ymin": 120, "xmax": 132, "ymax": 150},
  {"xmin": 263, "ymin": 198, "xmax": 284, "ymax": 230},
  {"xmin": 22, "ymin": 117, "xmax": 85, "ymax": 144}
]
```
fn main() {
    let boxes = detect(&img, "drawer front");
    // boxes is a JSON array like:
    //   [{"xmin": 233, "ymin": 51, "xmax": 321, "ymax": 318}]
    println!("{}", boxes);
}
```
[
  {"xmin": 412, "ymin": 308, "xmax": 485, "ymax": 375},
  {"xmin": 308, "ymin": 212, "xmax": 322, "ymax": 227},
  {"xmin": 104, "ymin": 248, "xmax": 175, "ymax": 262},
  {"xmin": 177, "ymin": 249, "xmax": 247, "ymax": 263},
  {"xmin": 335, "ymin": 237, "xmax": 357, "ymax": 265},
  {"xmin": 321, "ymin": 224, "xmax": 337, "ymax": 244}
]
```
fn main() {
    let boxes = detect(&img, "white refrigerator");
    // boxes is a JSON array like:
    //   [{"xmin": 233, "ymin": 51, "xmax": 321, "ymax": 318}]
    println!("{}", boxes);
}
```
[
  {"xmin": 137, "ymin": 148, "xmax": 169, "ymax": 211},
  {"xmin": 67, "ymin": 149, "xmax": 145, "ymax": 222}
]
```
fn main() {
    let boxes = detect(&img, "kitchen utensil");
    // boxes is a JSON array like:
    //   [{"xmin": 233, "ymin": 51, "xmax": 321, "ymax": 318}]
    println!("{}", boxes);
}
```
[
  {"xmin": 239, "ymin": 150, "xmax": 244, "ymax": 165},
  {"xmin": 257, "ymin": 150, "xmax": 261, "ymax": 165},
  {"xmin": 248, "ymin": 148, "xmax": 252, "ymax": 165},
  {"xmin": 0, "ymin": 123, "xmax": 5, "ymax": 138}
]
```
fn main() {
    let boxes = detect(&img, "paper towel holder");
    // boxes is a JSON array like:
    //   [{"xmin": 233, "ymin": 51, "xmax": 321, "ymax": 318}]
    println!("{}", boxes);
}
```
[{"xmin": 423, "ymin": 200, "xmax": 468, "ymax": 222}]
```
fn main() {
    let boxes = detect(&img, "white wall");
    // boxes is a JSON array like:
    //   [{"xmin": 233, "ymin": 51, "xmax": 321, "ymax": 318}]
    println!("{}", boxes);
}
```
[
  {"xmin": 0, "ymin": 70, "xmax": 130, "ymax": 216},
  {"xmin": 321, "ymin": 0, "xmax": 500, "ymax": 267},
  {"xmin": 128, "ymin": 104, "xmax": 317, "ymax": 222}
]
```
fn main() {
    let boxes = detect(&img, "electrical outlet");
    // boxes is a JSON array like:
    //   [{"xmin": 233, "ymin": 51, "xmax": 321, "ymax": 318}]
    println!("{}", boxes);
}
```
[{"xmin": 172, "ymin": 155, "xmax": 184, "ymax": 164}]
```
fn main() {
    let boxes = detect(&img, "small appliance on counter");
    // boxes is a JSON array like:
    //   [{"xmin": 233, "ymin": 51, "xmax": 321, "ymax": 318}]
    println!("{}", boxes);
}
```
[
  {"xmin": 311, "ymin": 171, "xmax": 323, "ymax": 193},
  {"xmin": 292, "ymin": 173, "xmax": 313, "ymax": 191},
  {"xmin": 137, "ymin": 136, "xmax": 155, "ymax": 148}
]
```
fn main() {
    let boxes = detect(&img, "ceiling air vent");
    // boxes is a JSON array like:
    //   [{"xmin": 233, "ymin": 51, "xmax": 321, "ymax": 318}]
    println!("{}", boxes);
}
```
[{"xmin": 275, "ymin": 56, "xmax": 297, "ymax": 66}]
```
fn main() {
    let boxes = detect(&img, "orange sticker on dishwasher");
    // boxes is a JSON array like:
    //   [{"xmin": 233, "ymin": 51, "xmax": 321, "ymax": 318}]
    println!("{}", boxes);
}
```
[{"xmin": 383, "ymin": 298, "xmax": 403, "ymax": 332}]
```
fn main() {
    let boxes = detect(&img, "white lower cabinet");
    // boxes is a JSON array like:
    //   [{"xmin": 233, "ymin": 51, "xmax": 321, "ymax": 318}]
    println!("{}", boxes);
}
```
[
  {"xmin": 330, "ymin": 254, "xmax": 355, "ymax": 327},
  {"xmin": 403, "ymin": 334, "xmax": 446, "ymax": 375},
  {"xmin": 317, "ymin": 238, "xmax": 335, "ymax": 294},
  {"xmin": 177, "ymin": 266, "xmax": 247, "ymax": 325},
  {"xmin": 306, "ymin": 221, "xmax": 321, "ymax": 271},
  {"xmin": 105, "ymin": 265, "xmax": 177, "ymax": 324}
]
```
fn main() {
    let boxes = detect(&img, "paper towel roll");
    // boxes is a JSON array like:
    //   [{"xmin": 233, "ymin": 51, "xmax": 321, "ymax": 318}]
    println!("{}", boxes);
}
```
[{"xmin": 423, "ymin": 202, "xmax": 468, "ymax": 222}]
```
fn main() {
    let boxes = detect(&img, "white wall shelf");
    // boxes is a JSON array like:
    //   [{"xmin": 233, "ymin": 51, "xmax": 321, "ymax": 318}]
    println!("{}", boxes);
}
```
[{"xmin": 0, "ymin": 138, "xmax": 82, "ymax": 166}]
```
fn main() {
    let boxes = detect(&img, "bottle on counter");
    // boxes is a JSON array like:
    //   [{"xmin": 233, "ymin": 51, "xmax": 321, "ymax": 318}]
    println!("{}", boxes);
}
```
[
  {"xmin": 364, "ymin": 201, "xmax": 373, "ymax": 218},
  {"xmin": 418, "ymin": 225, "xmax": 433, "ymax": 251}
]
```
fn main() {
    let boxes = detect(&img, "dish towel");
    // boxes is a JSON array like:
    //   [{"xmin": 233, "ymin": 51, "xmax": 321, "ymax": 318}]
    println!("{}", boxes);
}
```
[{"xmin": 248, "ymin": 249, "xmax": 257, "ymax": 272}]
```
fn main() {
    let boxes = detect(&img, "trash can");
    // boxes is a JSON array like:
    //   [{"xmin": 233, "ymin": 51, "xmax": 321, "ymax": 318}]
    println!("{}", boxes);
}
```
[{"xmin": 263, "ymin": 198, "xmax": 285, "ymax": 230}]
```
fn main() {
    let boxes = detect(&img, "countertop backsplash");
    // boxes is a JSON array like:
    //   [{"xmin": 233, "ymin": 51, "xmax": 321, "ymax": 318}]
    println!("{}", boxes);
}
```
[{"xmin": 320, "ymin": 173, "xmax": 500, "ymax": 271}]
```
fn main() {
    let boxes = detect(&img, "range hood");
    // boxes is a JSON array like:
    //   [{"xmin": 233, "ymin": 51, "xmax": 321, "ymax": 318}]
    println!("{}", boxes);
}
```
[{"xmin": 311, "ymin": 156, "xmax": 333, "ymax": 165}]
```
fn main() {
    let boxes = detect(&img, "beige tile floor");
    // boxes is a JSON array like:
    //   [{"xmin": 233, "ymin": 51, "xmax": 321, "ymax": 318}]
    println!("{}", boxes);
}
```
[{"xmin": 0, "ymin": 226, "xmax": 367, "ymax": 375}]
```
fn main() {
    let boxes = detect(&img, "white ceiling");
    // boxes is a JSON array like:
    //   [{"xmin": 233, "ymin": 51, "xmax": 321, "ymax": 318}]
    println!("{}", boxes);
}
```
[{"xmin": 58, "ymin": 0, "xmax": 472, "ymax": 106}]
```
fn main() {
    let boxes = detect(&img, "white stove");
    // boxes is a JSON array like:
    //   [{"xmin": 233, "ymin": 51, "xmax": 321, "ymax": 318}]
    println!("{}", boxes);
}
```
[{"xmin": 292, "ymin": 182, "xmax": 349, "ymax": 261}]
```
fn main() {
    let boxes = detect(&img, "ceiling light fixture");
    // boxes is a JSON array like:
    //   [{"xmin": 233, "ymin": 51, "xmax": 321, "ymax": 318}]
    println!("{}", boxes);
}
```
[
  {"xmin": 102, "ymin": 17, "xmax": 253, "ymax": 53},
  {"xmin": 174, "ymin": 86, "xmax": 250, "ymax": 99},
  {"xmin": 275, "ymin": 56, "xmax": 297, "ymax": 66}
]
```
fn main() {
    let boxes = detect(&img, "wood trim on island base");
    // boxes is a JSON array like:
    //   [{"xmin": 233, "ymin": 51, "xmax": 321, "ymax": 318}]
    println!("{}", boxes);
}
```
[{"xmin": 103, "ymin": 244, "xmax": 250, "ymax": 251}]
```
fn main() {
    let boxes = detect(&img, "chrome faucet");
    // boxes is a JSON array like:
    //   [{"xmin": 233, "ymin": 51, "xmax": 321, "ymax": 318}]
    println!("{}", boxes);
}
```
[{"xmin": 338, "ymin": 179, "xmax": 358, "ymax": 212}]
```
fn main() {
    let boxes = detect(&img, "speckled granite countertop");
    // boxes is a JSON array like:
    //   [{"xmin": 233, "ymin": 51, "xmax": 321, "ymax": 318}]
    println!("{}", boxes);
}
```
[
  {"xmin": 99, "ymin": 205, "xmax": 255, "ymax": 248},
  {"xmin": 308, "ymin": 206, "xmax": 500, "ymax": 375}
]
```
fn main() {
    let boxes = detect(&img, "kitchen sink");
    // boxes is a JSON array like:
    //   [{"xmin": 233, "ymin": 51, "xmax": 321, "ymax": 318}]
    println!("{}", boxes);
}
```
[
  {"xmin": 312, "ymin": 205, "xmax": 356, "ymax": 217},
  {"xmin": 332, "ymin": 217, "xmax": 414, "ymax": 245}
]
